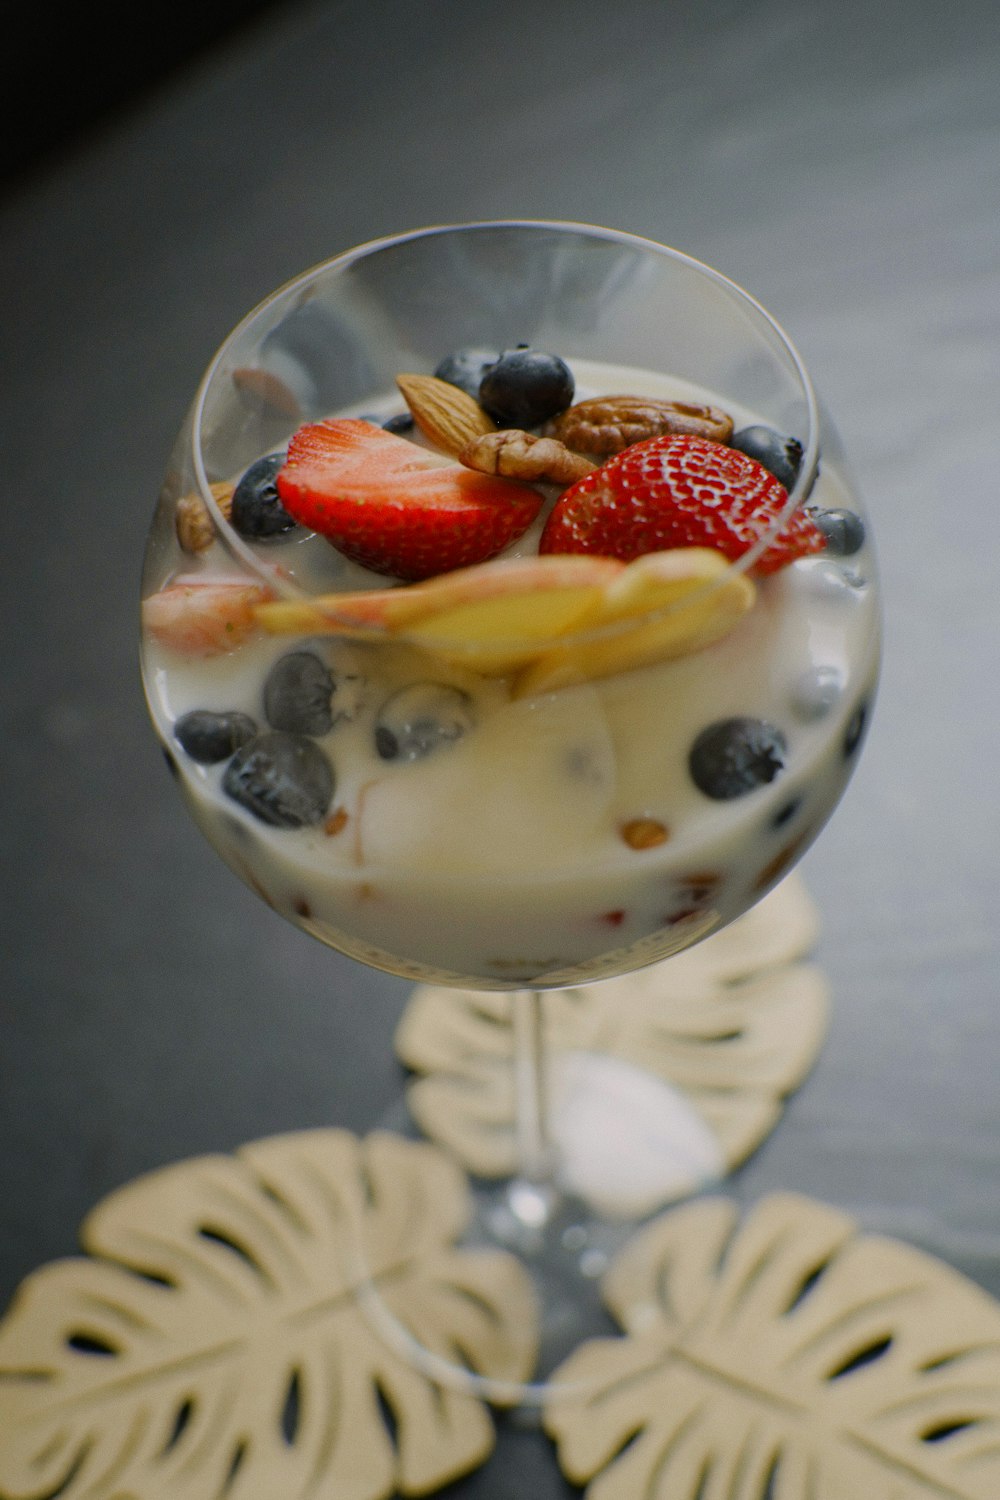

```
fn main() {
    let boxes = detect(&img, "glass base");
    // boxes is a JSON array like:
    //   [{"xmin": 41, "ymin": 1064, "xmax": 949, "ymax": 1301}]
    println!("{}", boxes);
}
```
[
  {"xmin": 362, "ymin": 878, "xmax": 827, "ymax": 1405},
  {"xmin": 349, "ymin": 1160, "xmax": 635, "ymax": 1407}
]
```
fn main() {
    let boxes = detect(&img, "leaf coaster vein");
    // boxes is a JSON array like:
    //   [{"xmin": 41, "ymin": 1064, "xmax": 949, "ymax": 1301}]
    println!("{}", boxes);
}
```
[
  {"xmin": 396, "ymin": 874, "xmax": 828, "ymax": 1216},
  {"xmin": 544, "ymin": 1191, "xmax": 1000, "ymax": 1500},
  {"xmin": 0, "ymin": 1129, "xmax": 538, "ymax": 1500}
]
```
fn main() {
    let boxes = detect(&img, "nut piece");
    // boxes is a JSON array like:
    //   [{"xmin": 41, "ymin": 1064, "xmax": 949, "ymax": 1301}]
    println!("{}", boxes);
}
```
[
  {"xmin": 396, "ymin": 373, "xmax": 496, "ymax": 457},
  {"xmin": 548, "ymin": 395, "xmax": 734, "ymax": 456},
  {"xmin": 459, "ymin": 429, "xmax": 596, "ymax": 486},
  {"xmin": 620, "ymin": 816, "xmax": 670, "ymax": 850},
  {"xmin": 324, "ymin": 806, "xmax": 349, "ymax": 837},
  {"xmin": 175, "ymin": 481, "xmax": 234, "ymax": 554}
]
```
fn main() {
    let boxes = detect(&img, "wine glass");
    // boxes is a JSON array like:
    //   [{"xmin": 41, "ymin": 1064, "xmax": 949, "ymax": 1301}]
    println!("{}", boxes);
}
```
[{"xmin": 140, "ymin": 221, "xmax": 879, "ymax": 1404}]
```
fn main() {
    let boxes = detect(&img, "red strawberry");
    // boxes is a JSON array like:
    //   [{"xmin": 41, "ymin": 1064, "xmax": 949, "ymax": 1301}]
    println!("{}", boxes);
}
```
[
  {"xmin": 276, "ymin": 419, "xmax": 542, "ymax": 581},
  {"xmin": 539, "ymin": 433, "xmax": 824, "ymax": 575}
]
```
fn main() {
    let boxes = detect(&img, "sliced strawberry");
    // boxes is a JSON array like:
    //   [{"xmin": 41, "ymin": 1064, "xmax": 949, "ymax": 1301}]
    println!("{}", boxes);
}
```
[
  {"xmin": 539, "ymin": 433, "xmax": 824, "ymax": 575},
  {"xmin": 276, "ymin": 418, "xmax": 543, "ymax": 581}
]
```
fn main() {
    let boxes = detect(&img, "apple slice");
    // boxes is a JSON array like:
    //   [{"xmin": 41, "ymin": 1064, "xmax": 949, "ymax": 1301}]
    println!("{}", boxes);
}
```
[
  {"xmin": 255, "ymin": 554, "xmax": 625, "ymax": 671},
  {"xmin": 253, "ymin": 549, "xmax": 754, "ymax": 687},
  {"xmin": 254, "ymin": 587, "xmax": 412, "ymax": 638},
  {"xmin": 399, "ymin": 554, "xmax": 624, "ymax": 673},
  {"xmin": 513, "ymin": 548, "xmax": 756, "ymax": 696},
  {"xmin": 143, "ymin": 579, "xmax": 274, "ymax": 657}
]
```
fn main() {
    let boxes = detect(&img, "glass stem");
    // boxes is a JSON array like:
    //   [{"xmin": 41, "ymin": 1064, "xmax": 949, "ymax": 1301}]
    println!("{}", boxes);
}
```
[{"xmin": 510, "ymin": 988, "xmax": 556, "ymax": 1189}]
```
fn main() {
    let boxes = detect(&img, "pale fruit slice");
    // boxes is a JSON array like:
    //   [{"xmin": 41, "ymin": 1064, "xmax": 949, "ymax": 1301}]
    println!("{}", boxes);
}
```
[
  {"xmin": 513, "ymin": 548, "xmax": 756, "ymax": 697},
  {"xmin": 253, "ymin": 549, "xmax": 753, "ymax": 686},
  {"xmin": 401, "ymin": 556, "xmax": 624, "ymax": 674},
  {"xmin": 254, "ymin": 587, "xmax": 414, "ymax": 637},
  {"xmin": 254, "ymin": 555, "xmax": 625, "ymax": 672},
  {"xmin": 143, "ymin": 579, "xmax": 273, "ymax": 657}
]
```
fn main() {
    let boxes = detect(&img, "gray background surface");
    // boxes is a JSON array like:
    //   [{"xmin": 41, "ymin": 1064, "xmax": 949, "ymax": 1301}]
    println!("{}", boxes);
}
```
[{"xmin": 2, "ymin": 0, "xmax": 999, "ymax": 1490}]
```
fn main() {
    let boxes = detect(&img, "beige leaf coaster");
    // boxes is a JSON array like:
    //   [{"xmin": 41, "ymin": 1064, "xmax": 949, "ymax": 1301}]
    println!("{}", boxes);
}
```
[
  {"xmin": 0, "ymin": 1129, "xmax": 538, "ymax": 1500},
  {"xmin": 545, "ymin": 1191, "xmax": 1000, "ymax": 1500},
  {"xmin": 396, "ymin": 874, "xmax": 828, "ymax": 1217}
]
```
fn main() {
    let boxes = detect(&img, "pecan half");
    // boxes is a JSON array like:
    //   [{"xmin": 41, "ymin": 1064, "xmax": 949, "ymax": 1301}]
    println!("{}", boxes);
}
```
[
  {"xmin": 547, "ymin": 395, "xmax": 734, "ymax": 456},
  {"xmin": 459, "ymin": 429, "xmax": 596, "ymax": 486}
]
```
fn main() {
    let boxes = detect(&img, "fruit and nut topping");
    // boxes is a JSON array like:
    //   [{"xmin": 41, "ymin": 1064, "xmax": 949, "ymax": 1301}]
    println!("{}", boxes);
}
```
[
  {"xmin": 275, "ymin": 418, "xmax": 543, "ymax": 582},
  {"xmin": 174, "ymin": 708, "xmax": 258, "ymax": 763},
  {"xmin": 175, "ymin": 481, "xmax": 234, "ymax": 554},
  {"xmin": 395, "ymin": 373, "xmax": 496, "ymax": 457},
  {"xmin": 142, "ymin": 580, "xmax": 273, "ymax": 656},
  {"xmin": 478, "ymin": 347, "xmax": 575, "ymax": 427},
  {"xmin": 222, "ymin": 731, "xmax": 334, "ymax": 828},
  {"xmin": 540, "ymin": 434, "xmax": 824, "ymax": 574},
  {"xmin": 547, "ymin": 395, "xmax": 733, "ymax": 455},
  {"xmin": 231, "ymin": 454, "xmax": 298, "ymax": 541},
  {"xmin": 688, "ymin": 717, "xmax": 788, "ymax": 800},
  {"xmin": 459, "ymin": 429, "xmax": 595, "ymax": 485},
  {"xmin": 150, "ymin": 339, "xmax": 837, "ymax": 689},
  {"xmin": 620, "ymin": 817, "xmax": 670, "ymax": 850}
]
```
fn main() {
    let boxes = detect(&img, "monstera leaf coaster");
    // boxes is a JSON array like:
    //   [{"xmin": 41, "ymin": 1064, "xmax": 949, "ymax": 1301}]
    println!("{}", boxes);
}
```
[
  {"xmin": 396, "ymin": 876, "xmax": 828, "ymax": 1216},
  {"xmin": 545, "ymin": 1192, "xmax": 1000, "ymax": 1500},
  {"xmin": 0, "ymin": 1129, "xmax": 537, "ymax": 1500}
]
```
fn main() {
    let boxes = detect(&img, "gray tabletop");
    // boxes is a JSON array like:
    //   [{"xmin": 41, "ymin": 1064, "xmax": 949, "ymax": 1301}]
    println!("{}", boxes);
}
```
[{"xmin": 3, "ymin": 0, "xmax": 999, "ymax": 1490}]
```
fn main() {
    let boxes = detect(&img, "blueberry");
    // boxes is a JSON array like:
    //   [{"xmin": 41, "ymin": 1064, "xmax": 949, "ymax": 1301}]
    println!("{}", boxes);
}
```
[
  {"xmin": 382, "ymin": 411, "xmax": 415, "ymax": 434},
  {"xmin": 174, "ymin": 709, "xmax": 259, "ymax": 764},
  {"xmin": 813, "ymin": 507, "xmax": 866, "ymax": 556},
  {"xmin": 433, "ymin": 347, "xmax": 500, "ymax": 400},
  {"xmin": 478, "ymin": 347, "xmax": 574, "ymax": 428},
  {"xmin": 689, "ymin": 717, "xmax": 788, "ymax": 800},
  {"xmin": 223, "ymin": 732, "xmax": 333, "ymax": 827},
  {"xmin": 374, "ymin": 683, "xmax": 475, "ymax": 762},
  {"xmin": 263, "ymin": 652, "xmax": 334, "ymax": 735},
  {"xmin": 730, "ymin": 425, "xmax": 804, "ymax": 491},
  {"xmin": 231, "ymin": 454, "xmax": 297, "ymax": 541}
]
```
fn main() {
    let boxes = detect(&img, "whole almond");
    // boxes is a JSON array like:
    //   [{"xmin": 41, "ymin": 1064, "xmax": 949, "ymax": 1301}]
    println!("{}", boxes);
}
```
[{"xmin": 396, "ymin": 373, "xmax": 496, "ymax": 456}]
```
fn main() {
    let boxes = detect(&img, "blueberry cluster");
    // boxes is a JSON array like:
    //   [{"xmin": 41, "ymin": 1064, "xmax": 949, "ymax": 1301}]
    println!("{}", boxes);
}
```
[
  {"xmin": 172, "ymin": 652, "xmax": 477, "ymax": 829},
  {"xmin": 174, "ymin": 651, "xmax": 342, "ymax": 828}
]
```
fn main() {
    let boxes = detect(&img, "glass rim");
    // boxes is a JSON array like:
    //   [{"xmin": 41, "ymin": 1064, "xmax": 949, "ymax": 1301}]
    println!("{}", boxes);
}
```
[{"xmin": 190, "ymin": 219, "xmax": 822, "ymax": 652}]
